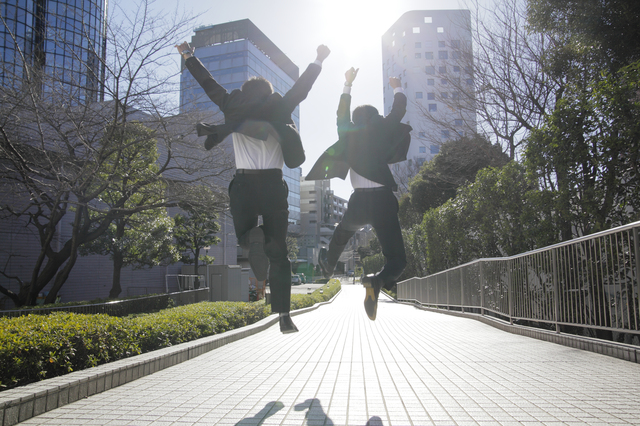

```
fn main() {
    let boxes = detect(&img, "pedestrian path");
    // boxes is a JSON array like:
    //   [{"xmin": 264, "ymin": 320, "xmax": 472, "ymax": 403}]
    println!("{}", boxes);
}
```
[{"xmin": 15, "ymin": 281, "xmax": 640, "ymax": 425}]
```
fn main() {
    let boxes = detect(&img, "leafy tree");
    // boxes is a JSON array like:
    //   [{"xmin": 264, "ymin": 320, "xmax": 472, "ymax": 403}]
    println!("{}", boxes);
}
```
[
  {"xmin": 527, "ymin": 0, "xmax": 640, "ymax": 73},
  {"xmin": 79, "ymin": 123, "xmax": 180, "ymax": 298},
  {"xmin": 286, "ymin": 236, "xmax": 299, "ymax": 262},
  {"xmin": 400, "ymin": 134, "xmax": 509, "ymax": 227},
  {"xmin": 419, "ymin": 162, "xmax": 555, "ymax": 273},
  {"xmin": 173, "ymin": 192, "xmax": 221, "ymax": 283},
  {"xmin": 525, "ymin": 60, "xmax": 640, "ymax": 238},
  {"xmin": 0, "ymin": 0, "xmax": 232, "ymax": 307}
]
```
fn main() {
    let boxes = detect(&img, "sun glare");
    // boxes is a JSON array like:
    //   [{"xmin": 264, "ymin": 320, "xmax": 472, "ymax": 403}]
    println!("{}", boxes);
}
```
[{"xmin": 317, "ymin": 0, "xmax": 393, "ymax": 60}]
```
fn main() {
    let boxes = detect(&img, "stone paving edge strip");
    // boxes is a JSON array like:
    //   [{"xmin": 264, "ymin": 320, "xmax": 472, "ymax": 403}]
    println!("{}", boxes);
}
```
[
  {"xmin": 397, "ymin": 299, "xmax": 640, "ymax": 365},
  {"xmin": 0, "ymin": 289, "xmax": 341, "ymax": 426}
]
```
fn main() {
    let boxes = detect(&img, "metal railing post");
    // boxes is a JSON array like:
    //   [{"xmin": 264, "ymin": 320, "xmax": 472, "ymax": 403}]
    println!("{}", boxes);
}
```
[
  {"xmin": 461, "ymin": 268, "xmax": 465, "ymax": 314},
  {"xmin": 480, "ymin": 262, "xmax": 485, "ymax": 317},
  {"xmin": 508, "ymin": 259, "xmax": 513, "ymax": 325},
  {"xmin": 552, "ymin": 249, "xmax": 560, "ymax": 333}
]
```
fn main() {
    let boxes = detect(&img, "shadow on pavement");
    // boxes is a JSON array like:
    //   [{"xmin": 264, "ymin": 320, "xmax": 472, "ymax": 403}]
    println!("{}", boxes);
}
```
[
  {"xmin": 294, "ymin": 398, "xmax": 334, "ymax": 425},
  {"xmin": 234, "ymin": 401, "xmax": 284, "ymax": 425},
  {"xmin": 366, "ymin": 415, "xmax": 384, "ymax": 425}
]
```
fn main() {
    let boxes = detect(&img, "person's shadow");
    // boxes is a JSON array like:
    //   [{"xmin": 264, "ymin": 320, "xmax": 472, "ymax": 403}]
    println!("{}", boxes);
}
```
[
  {"xmin": 234, "ymin": 401, "xmax": 284, "ymax": 425},
  {"xmin": 294, "ymin": 398, "xmax": 334, "ymax": 425}
]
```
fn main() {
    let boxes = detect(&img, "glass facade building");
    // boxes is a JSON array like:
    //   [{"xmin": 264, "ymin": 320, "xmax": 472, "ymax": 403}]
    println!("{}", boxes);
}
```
[{"xmin": 0, "ymin": 0, "xmax": 106, "ymax": 101}]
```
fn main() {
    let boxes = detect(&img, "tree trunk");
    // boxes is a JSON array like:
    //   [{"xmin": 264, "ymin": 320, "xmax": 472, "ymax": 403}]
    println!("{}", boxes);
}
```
[{"xmin": 110, "ymin": 251, "xmax": 124, "ymax": 298}]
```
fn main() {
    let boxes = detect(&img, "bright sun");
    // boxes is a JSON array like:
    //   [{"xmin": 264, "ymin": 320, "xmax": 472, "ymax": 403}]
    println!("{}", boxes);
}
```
[{"xmin": 316, "ymin": 0, "xmax": 395, "ymax": 60}]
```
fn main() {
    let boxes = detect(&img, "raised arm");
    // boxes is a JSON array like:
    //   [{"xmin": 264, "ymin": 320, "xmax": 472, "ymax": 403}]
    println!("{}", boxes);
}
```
[
  {"xmin": 337, "ymin": 67, "xmax": 358, "ymax": 131},
  {"xmin": 383, "ymin": 77, "xmax": 407, "ymax": 124},
  {"xmin": 176, "ymin": 41, "xmax": 229, "ymax": 108},
  {"xmin": 280, "ymin": 45, "xmax": 331, "ymax": 114}
]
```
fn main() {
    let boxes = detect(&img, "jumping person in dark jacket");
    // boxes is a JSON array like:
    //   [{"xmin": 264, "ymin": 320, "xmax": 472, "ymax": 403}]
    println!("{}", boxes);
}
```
[
  {"xmin": 176, "ymin": 42, "xmax": 330, "ymax": 333},
  {"xmin": 306, "ymin": 67, "xmax": 411, "ymax": 320}
]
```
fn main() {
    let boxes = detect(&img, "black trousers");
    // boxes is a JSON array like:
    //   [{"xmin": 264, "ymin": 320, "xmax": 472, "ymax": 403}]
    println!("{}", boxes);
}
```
[
  {"xmin": 229, "ymin": 169, "xmax": 291, "ymax": 313},
  {"xmin": 327, "ymin": 187, "xmax": 406, "ymax": 290}
]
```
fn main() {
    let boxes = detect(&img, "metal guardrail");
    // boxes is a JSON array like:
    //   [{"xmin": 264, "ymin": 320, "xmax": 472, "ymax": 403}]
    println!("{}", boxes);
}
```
[{"xmin": 397, "ymin": 221, "xmax": 640, "ymax": 345}]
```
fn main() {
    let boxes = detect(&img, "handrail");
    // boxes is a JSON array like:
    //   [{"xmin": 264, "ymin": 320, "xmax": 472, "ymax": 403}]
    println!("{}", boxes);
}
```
[{"xmin": 397, "ymin": 220, "xmax": 640, "ymax": 345}]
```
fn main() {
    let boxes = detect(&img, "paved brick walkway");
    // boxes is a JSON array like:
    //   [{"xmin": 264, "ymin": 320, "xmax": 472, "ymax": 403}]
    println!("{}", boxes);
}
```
[{"xmin": 16, "ymin": 281, "xmax": 640, "ymax": 425}]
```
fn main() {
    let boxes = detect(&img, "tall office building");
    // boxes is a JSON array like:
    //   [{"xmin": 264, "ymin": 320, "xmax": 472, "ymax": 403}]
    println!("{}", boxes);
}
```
[
  {"xmin": 179, "ymin": 19, "xmax": 304, "ymax": 264},
  {"xmin": 382, "ymin": 10, "xmax": 476, "ymax": 182},
  {"xmin": 0, "ymin": 0, "xmax": 107, "ymax": 101}
]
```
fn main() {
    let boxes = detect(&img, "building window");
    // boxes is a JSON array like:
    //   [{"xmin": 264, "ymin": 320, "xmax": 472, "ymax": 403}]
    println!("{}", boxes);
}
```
[
  {"xmin": 441, "ymin": 78, "xmax": 448, "ymax": 85},
  {"xmin": 451, "ymin": 40, "xmax": 461, "ymax": 49},
  {"xmin": 441, "ymin": 92, "xmax": 449, "ymax": 99},
  {"xmin": 453, "ymin": 66, "xmax": 461, "ymax": 73},
  {"xmin": 452, "ymin": 51, "xmax": 461, "ymax": 60},
  {"xmin": 455, "ymin": 119, "xmax": 463, "ymax": 126},
  {"xmin": 424, "ymin": 51, "xmax": 433, "ymax": 60},
  {"xmin": 439, "ymin": 66, "xmax": 447, "ymax": 74},
  {"xmin": 438, "ymin": 51, "xmax": 448, "ymax": 60},
  {"xmin": 310, "ymin": 220, "xmax": 317, "ymax": 224},
  {"xmin": 437, "ymin": 27, "xmax": 444, "ymax": 33},
  {"xmin": 428, "ymin": 104, "xmax": 437, "ymax": 112},
  {"xmin": 441, "ymin": 130, "xmax": 450, "ymax": 139},
  {"xmin": 418, "ymin": 132, "xmax": 426, "ymax": 138},
  {"xmin": 415, "ymin": 52, "xmax": 421, "ymax": 59},
  {"xmin": 425, "ymin": 16, "xmax": 432, "ymax": 23},
  {"xmin": 438, "ymin": 41, "xmax": 446, "ymax": 48},
  {"xmin": 419, "ymin": 146, "xmax": 426, "ymax": 153},
  {"xmin": 309, "ymin": 210, "xmax": 317, "ymax": 214},
  {"xmin": 452, "ymin": 91, "xmax": 460, "ymax": 99},
  {"xmin": 427, "ymin": 79, "xmax": 435, "ymax": 86},
  {"xmin": 309, "ymin": 200, "xmax": 316, "ymax": 204},
  {"xmin": 417, "ymin": 157, "xmax": 426, "ymax": 166},
  {"xmin": 425, "ymin": 66, "xmax": 435, "ymax": 75},
  {"xmin": 427, "ymin": 92, "xmax": 435, "ymax": 100},
  {"xmin": 309, "ymin": 190, "xmax": 316, "ymax": 194},
  {"xmin": 430, "ymin": 145, "xmax": 440, "ymax": 154},
  {"xmin": 413, "ymin": 27, "xmax": 420, "ymax": 33},
  {"xmin": 416, "ymin": 92, "xmax": 423, "ymax": 99},
  {"xmin": 415, "ymin": 42, "xmax": 421, "ymax": 48},
  {"xmin": 466, "ymin": 78, "xmax": 474, "ymax": 86}
]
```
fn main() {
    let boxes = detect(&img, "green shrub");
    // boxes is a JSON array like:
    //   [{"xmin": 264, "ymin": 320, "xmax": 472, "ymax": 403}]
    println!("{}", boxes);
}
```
[
  {"xmin": 0, "ymin": 280, "xmax": 341, "ymax": 391},
  {"xmin": 0, "ymin": 313, "xmax": 139, "ymax": 390}
]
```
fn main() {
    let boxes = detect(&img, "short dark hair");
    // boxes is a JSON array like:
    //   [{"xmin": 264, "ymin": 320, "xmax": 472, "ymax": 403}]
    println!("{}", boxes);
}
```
[
  {"xmin": 352, "ymin": 105, "xmax": 379, "ymax": 126},
  {"xmin": 241, "ymin": 77, "xmax": 273, "ymax": 101}
]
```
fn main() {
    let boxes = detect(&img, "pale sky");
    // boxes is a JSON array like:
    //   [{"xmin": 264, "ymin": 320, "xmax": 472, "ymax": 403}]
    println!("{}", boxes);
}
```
[{"xmin": 137, "ymin": 0, "xmax": 470, "ymax": 199}]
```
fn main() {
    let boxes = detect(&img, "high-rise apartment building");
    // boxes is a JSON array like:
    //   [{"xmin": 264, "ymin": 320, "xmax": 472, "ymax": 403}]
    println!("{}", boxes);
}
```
[
  {"xmin": 382, "ymin": 10, "xmax": 476, "ymax": 182},
  {"xmin": 179, "ymin": 19, "xmax": 304, "ymax": 264},
  {"xmin": 0, "ymin": 0, "xmax": 106, "ymax": 101}
]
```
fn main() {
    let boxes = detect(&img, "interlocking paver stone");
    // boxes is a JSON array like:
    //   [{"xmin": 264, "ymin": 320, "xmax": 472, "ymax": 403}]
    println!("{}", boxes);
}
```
[{"xmin": 11, "ymin": 281, "xmax": 640, "ymax": 425}]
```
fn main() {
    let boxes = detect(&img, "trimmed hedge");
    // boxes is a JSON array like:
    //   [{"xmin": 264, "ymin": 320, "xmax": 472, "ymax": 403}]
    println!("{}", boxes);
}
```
[{"xmin": 1, "ymin": 279, "xmax": 340, "ymax": 391}]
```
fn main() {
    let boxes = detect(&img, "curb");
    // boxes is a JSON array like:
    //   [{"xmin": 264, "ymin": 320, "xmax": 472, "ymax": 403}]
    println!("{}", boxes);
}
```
[{"xmin": 0, "ymin": 289, "xmax": 342, "ymax": 426}]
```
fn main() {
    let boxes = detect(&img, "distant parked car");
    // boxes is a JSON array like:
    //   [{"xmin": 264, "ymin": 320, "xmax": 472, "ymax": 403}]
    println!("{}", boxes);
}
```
[{"xmin": 291, "ymin": 274, "xmax": 301, "ymax": 285}]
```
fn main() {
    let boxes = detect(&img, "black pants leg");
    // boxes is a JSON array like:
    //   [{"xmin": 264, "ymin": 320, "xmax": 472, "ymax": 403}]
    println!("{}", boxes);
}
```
[
  {"xmin": 327, "ymin": 189, "xmax": 406, "ymax": 289},
  {"xmin": 229, "ymin": 171, "xmax": 292, "ymax": 313}
]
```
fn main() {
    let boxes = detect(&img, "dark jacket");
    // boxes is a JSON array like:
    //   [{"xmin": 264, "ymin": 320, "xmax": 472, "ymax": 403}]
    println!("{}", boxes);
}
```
[
  {"xmin": 184, "ymin": 56, "xmax": 322, "ymax": 169},
  {"xmin": 305, "ymin": 91, "xmax": 412, "ymax": 190}
]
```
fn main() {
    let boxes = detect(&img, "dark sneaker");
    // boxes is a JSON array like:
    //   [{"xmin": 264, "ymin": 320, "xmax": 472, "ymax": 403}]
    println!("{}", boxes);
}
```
[
  {"xmin": 318, "ymin": 247, "xmax": 333, "ymax": 279},
  {"xmin": 248, "ymin": 227, "xmax": 268, "ymax": 281},
  {"xmin": 362, "ymin": 274, "xmax": 383, "ymax": 321},
  {"xmin": 279, "ymin": 314, "xmax": 299, "ymax": 334}
]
